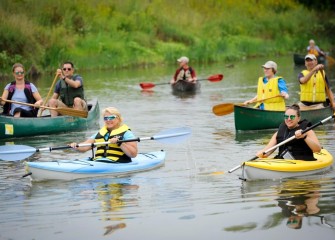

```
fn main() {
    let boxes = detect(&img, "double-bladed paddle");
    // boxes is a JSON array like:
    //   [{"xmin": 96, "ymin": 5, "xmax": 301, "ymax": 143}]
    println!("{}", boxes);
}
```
[
  {"xmin": 212, "ymin": 94, "xmax": 282, "ymax": 116},
  {"xmin": 139, "ymin": 74, "xmax": 223, "ymax": 90},
  {"xmin": 0, "ymin": 98, "xmax": 88, "ymax": 118},
  {"xmin": 228, "ymin": 114, "xmax": 335, "ymax": 173},
  {"xmin": 0, "ymin": 127, "xmax": 191, "ymax": 161}
]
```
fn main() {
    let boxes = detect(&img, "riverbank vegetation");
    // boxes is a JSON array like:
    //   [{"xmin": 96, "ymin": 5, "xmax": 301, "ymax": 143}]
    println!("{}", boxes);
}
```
[{"xmin": 0, "ymin": 0, "xmax": 334, "ymax": 76}]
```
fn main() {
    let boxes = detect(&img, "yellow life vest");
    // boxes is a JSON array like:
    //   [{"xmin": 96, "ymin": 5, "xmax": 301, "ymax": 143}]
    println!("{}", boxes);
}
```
[
  {"xmin": 300, "ymin": 70, "xmax": 326, "ymax": 103},
  {"xmin": 308, "ymin": 48, "xmax": 319, "ymax": 57},
  {"xmin": 254, "ymin": 76, "xmax": 285, "ymax": 111},
  {"xmin": 94, "ymin": 124, "xmax": 131, "ymax": 162}
]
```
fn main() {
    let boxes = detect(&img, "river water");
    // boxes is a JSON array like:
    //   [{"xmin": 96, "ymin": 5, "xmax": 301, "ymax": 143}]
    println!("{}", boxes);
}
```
[{"xmin": 0, "ymin": 56, "xmax": 334, "ymax": 239}]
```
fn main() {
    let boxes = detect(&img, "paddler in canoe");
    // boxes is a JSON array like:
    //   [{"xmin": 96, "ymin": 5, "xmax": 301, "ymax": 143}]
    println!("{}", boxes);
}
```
[
  {"xmin": 307, "ymin": 39, "xmax": 325, "ymax": 57},
  {"xmin": 243, "ymin": 60, "xmax": 289, "ymax": 111},
  {"xmin": 69, "ymin": 107, "xmax": 138, "ymax": 163},
  {"xmin": 255, "ymin": 104, "xmax": 321, "ymax": 160},
  {"xmin": 0, "ymin": 63, "xmax": 43, "ymax": 117},
  {"xmin": 297, "ymin": 54, "xmax": 335, "ymax": 110}
]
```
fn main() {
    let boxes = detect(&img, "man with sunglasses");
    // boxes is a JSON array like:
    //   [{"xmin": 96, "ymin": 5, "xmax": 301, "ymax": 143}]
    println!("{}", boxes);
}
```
[
  {"xmin": 298, "ymin": 54, "xmax": 335, "ymax": 110},
  {"xmin": 48, "ymin": 61, "xmax": 87, "ymax": 117},
  {"xmin": 255, "ymin": 104, "xmax": 321, "ymax": 160}
]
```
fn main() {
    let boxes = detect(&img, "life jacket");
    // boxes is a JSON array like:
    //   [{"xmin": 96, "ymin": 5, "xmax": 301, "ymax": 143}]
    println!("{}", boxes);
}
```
[
  {"xmin": 94, "ymin": 124, "xmax": 131, "ymax": 162},
  {"xmin": 308, "ymin": 48, "xmax": 319, "ymax": 57},
  {"xmin": 176, "ymin": 67, "xmax": 194, "ymax": 81},
  {"xmin": 3, "ymin": 81, "xmax": 37, "ymax": 116},
  {"xmin": 276, "ymin": 119, "xmax": 316, "ymax": 160},
  {"xmin": 59, "ymin": 75, "xmax": 85, "ymax": 107},
  {"xmin": 254, "ymin": 76, "xmax": 286, "ymax": 111},
  {"xmin": 300, "ymin": 70, "xmax": 326, "ymax": 103}
]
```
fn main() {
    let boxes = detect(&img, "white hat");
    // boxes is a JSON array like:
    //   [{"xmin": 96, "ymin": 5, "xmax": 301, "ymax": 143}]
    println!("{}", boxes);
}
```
[
  {"xmin": 262, "ymin": 61, "xmax": 277, "ymax": 71},
  {"xmin": 177, "ymin": 56, "xmax": 189, "ymax": 63},
  {"xmin": 305, "ymin": 54, "xmax": 317, "ymax": 60}
]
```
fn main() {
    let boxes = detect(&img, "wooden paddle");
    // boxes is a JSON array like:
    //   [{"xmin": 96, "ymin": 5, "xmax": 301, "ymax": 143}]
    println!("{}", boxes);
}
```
[
  {"xmin": 212, "ymin": 94, "xmax": 282, "ymax": 116},
  {"xmin": 228, "ymin": 114, "xmax": 335, "ymax": 174},
  {"xmin": 139, "ymin": 74, "xmax": 223, "ymax": 89},
  {"xmin": 320, "ymin": 71, "xmax": 335, "ymax": 109},
  {"xmin": 326, "ymin": 55, "xmax": 335, "ymax": 66},
  {"xmin": 1, "ymin": 98, "xmax": 88, "ymax": 118},
  {"xmin": 0, "ymin": 127, "xmax": 192, "ymax": 161},
  {"xmin": 37, "ymin": 73, "xmax": 59, "ymax": 117}
]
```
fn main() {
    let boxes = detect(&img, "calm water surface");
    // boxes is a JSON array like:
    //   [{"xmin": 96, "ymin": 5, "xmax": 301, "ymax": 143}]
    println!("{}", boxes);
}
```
[{"xmin": 0, "ymin": 56, "xmax": 335, "ymax": 239}]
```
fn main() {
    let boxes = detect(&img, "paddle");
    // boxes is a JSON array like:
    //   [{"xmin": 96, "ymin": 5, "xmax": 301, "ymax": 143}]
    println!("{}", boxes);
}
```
[
  {"xmin": 228, "ymin": 114, "xmax": 335, "ymax": 173},
  {"xmin": 37, "ymin": 73, "xmax": 59, "ymax": 117},
  {"xmin": 212, "ymin": 94, "xmax": 282, "ymax": 116},
  {"xmin": 0, "ymin": 98, "xmax": 88, "ymax": 118},
  {"xmin": 139, "ymin": 74, "xmax": 223, "ymax": 89},
  {"xmin": 320, "ymin": 71, "xmax": 335, "ymax": 111},
  {"xmin": 0, "ymin": 127, "xmax": 191, "ymax": 161}
]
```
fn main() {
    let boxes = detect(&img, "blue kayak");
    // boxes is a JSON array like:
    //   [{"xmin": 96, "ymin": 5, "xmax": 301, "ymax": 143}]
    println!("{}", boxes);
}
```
[{"xmin": 25, "ymin": 151, "xmax": 165, "ymax": 181}]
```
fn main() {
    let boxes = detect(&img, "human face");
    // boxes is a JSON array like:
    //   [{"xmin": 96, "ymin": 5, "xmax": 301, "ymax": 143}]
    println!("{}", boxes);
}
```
[
  {"xmin": 62, "ymin": 63, "xmax": 74, "ymax": 77},
  {"xmin": 305, "ymin": 58, "xmax": 317, "ymax": 70},
  {"xmin": 263, "ymin": 67, "xmax": 274, "ymax": 78},
  {"xmin": 284, "ymin": 109, "xmax": 300, "ymax": 129},
  {"xmin": 104, "ymin": 114, "xmax": 119, "ymax": 130},
  {"xmin": 13, "ymin": 67, "xmax": 25, "ymax": 81}
]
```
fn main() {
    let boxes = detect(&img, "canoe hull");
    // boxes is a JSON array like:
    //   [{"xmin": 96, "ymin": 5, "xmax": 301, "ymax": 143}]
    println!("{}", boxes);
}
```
[
  {"xmin": 241, "ymin": 149, "xmax": 333, "ymax": 181},
  {"xmin": 234, "ymin": 105, "xmax": 333, "ymax": 131},
  {"xmin": 25, "ymin": 151, "xmax": 165, "ymax": 181},
  {"xmin": 0, "ymin": 100, "xmax": 100, "ymax": 139},
  {"xmin": 172, "ymin": 80, "xmax": 200, "ymax": 93},
  {"xmin": 293, "ymin": 53, "xmax": 326, "ymax": 65}
]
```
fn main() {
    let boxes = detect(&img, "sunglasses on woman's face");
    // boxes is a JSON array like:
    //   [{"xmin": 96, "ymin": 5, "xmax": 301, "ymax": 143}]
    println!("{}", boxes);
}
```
[
  {"xmin": 104, "ymin": 115, "xmax": 117, "ymax": 121},
  {"xmin": 15, "ymin": 71, "xmax": 24, "ymax": 75},
  {"xmin": 284, "ymin": 114, "xmax": 296, "ymax": 120}
]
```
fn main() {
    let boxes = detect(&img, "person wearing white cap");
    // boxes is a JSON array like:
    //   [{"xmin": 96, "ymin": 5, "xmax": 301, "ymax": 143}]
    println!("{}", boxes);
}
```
[
  {"xmin": 243, "ymin": 60, "xmax": 289, "ymax": 111},
  {"xmin": 170, "ymin": 56, "xmax": 197, "ymax": 85},
  {"xmin": 297, "ymin": 54, "xmax": 335, "ymax": 110},
  {"xmin": 307, "ymin": 39, "xmax": 325, "ymax": 57}
]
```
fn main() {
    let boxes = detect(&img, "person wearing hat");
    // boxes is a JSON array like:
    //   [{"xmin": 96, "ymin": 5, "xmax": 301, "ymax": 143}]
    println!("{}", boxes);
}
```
[
  {"xmin": 243, "ymin": 60, "xmax": 289, "ymax": 110},
  {"xmin": 307, "ymin": 39, "xmax": 325, "ymax": 57},
  {"xmin": 170, "ymin": 56, "xmax": 197, "ymax": 85},
  {"xmin": 298, "ymin": 54, "xmax": 335, "ymax": 110}
]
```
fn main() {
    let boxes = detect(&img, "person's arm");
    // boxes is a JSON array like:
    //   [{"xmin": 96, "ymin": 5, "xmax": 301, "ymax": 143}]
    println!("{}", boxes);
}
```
[
  {"xmin": 0, "ymin": 89, "xmax": 9, "ymax": 106},
  {"xmin": 170, "ymin": 69, "xmax": 179, "ymax": 84},
  {"xmin": 63, "ymin": 75, "xmax": 82, "ymax": 88},
  {"xmin": 119, "ymin": 131, "xmax": 138, "ymax": 158},
  {"xmin": 278, "ymin": 78, "xmax": 289, "ymax": 99},
  {"xmin": 190, "ymin": 68, "xmax": 197, "ymax": 82},
  {"xmin": 294, "ymin": 129, "xmax": 321, "ymax": 153},
  {"xmin": 69, "ymin": 138, "xmax": 95, "ymax": 152},
  {"xmin": 256, "ymin": 132, "xmax": 278, "ymax": 157},
  {"xmin": 31, "ymin": 84, "xmax": 43, "ymax": 106},
  {"xmin": 243, "ymin": 95, "xmax": 257, "ymax": 105},
  {"xmin": 299, "ymin": 65, "xmax": 324, "ymax": 84}
]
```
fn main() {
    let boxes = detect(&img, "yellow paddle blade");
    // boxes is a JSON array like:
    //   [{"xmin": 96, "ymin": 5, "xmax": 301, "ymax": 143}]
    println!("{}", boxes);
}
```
[
  {"xmin": 212, "ymin": 103, "xmax": 236, "ymax": 116},
  {"xmin": 56, "ymin": 107, "xmax": 88, "ymax": 118}
]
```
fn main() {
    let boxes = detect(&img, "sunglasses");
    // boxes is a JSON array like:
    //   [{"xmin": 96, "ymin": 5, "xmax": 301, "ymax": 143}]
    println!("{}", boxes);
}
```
[
  {"xmin": 284, "ymin": 114, "xmax": 296, "ymax": 120},
  {"xmin": 103, "ymin": 115, "xmax": 117, "ymax": 121},
  {"xmin": 15, "ymin": 71, "xmax": 24, "ymax": 75},
  {"xmin": 62, "ymin": 68, "xmax": 72, "ymax": 71}
]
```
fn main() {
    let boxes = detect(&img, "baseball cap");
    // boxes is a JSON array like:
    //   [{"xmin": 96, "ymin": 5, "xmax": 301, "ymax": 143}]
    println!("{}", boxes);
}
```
[
  {"xmin": 177, "ymin": 56, "xmax": 189, "ymax": 63},
  {"xmin": 262, "ymin": 61, "xmax": 277, "ymax": 71},
  {"xmin": 305, "ymin": 54, "xmax": 317, "ymax": 60}
]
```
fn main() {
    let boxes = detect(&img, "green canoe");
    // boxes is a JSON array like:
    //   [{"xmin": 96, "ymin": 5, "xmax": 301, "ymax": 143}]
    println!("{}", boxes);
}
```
[
  {"xmin": 234, "ymin": 105, "xmax": 333, "ymax": 131},
  {"xmin": 0, "ymin": 100, "xmax": 100, "ymax": 139}
]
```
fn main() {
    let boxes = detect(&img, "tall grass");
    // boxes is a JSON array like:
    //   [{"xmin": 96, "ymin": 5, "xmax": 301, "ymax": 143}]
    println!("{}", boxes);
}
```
[{"xmin": 0, "ymin": 0, "xmax": 333, "ymax": 75}]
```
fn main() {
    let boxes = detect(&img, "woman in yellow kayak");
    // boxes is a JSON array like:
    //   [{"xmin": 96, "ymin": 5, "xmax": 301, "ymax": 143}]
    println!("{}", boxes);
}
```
[
  {"xmin": 256, "ymin": 104, "xmax": 321, "ymax": 160},
  {"xmin": 69, "ymin": 107, "xmax": 138, "ymax": 163},
  {"xmin": 244, "ymin": 61, "xmax": 289, "ymax": 111}
]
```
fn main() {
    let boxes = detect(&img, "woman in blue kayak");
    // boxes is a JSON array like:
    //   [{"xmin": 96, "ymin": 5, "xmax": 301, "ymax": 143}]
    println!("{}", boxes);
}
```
[
  {"xmin": 256, "ymin": 104, "xmax": 321, "ymax": 160},
  {"xmin": 69, "ymin": 107, "xmax": 138, "ymax": 163}
]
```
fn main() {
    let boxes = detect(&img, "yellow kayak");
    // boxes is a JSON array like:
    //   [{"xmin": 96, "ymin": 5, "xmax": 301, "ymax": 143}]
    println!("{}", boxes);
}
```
[{"xmin": 241, "ymin": 149, "xmax": 333, "ymax": 181}]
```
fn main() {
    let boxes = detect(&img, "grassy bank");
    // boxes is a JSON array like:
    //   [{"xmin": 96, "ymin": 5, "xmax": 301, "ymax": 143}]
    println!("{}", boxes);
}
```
[{"xmin": 0, "ymin": 0, "xmax": 334, "ymax": 76}]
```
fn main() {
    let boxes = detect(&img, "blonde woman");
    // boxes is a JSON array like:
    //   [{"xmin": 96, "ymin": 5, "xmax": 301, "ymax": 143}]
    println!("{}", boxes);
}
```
[{"xmin": 69, "ymin": 107, "xmax": 138, "ymax": 163}]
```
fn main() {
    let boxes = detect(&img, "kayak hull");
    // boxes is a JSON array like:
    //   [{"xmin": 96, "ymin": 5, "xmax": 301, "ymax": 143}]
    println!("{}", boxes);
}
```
[
  {"xmin": 234, "ymin": 105, "xmax": 333, "ymax": 131},
  {"xmin": 241, "ymin": 149, "xmax": 333, "ymax": 181},
  {"xmin": 25, "ymin": 151, "xmax": 165, "ymax": 181},
  {"xmin": 172, "ymin": 80, "xmax": 200, "ymax": 93}
]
